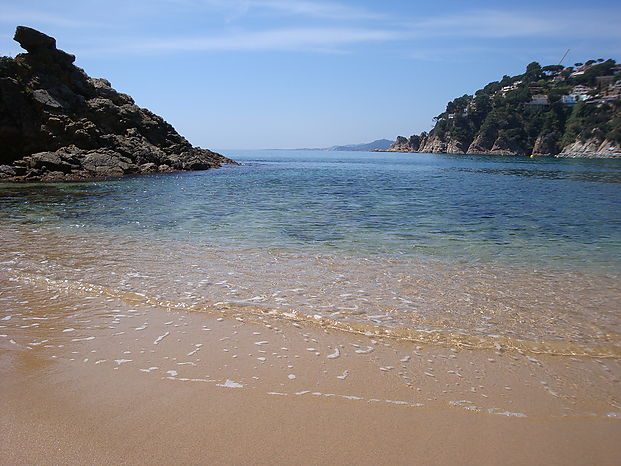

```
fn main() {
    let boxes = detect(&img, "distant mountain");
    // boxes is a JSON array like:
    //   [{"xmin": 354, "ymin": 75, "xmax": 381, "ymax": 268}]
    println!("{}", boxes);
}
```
[
  {"xmin": 289, "ymin": 139, "xmax": 394, "ymax": 151},
  {"xmin": 328, "ymin": 139, "xmax": 394, "ymax": 151}
]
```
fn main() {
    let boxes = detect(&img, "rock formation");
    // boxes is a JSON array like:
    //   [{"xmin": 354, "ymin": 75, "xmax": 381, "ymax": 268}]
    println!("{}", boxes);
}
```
[
  {"xmin": 557, "ymin": 138, "xmax": 621, "ymax": 158},
  {"xmin": 0, "ymin": 26, "xmax": 235, "ymax": 181}
]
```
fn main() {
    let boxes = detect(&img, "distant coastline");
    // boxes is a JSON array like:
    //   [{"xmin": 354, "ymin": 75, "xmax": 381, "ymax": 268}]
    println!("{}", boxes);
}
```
[{"xmin": 275, "ymin": 139, "xmax": 394, "ymax": 152}]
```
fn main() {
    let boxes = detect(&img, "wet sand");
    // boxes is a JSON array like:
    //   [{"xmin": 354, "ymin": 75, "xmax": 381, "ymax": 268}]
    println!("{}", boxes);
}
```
[
  {"xmin": 2, "ymin": 359, "xmax": 619, "ymax": 466},
  {"xmin": 1, "ymin": 278, "xmax": 620, "ymax": 465}
]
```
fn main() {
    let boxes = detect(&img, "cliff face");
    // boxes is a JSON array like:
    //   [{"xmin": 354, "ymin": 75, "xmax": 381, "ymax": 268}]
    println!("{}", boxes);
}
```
[
  {"xmin": 385, "ymin": 136, "xmax": 418, "ymax": 152},
  {"xmin": 558, "ymin": 138, "xmax": 621, "ymax": 158},
  {"xmin": 0, "ymin": 26, "xmax": 235, "ymax": 182},
  {"xmin": 389, "ymin": 59, "xmax": 621, "ymax": 158},
  {"xmin": 417, "ymin": 134, "xmax": 467, "ymax": 154}
]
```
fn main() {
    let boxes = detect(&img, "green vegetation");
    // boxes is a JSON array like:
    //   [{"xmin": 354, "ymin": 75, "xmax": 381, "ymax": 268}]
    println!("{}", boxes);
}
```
[{"xmin": 399, "ymin": 59, "xmax": 621, "ymax": 155}]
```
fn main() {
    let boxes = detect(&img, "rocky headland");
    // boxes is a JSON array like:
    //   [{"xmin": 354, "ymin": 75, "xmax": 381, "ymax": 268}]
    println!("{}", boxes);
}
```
[
  {"xmin": 0, "ymin": 26, "xmax": 235, "ymax": 182},
  {"xmin": 389, "ymin": 60, "xmax": 621, "ymax": 158}
]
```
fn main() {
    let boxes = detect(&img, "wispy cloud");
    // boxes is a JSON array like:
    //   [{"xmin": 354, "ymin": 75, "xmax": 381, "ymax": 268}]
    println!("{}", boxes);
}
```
[
  {"xmin": 243, "ymin": 0, "xmax": 382, "ymax": 20},
  {"xmin": 175, "ymin": 0, "xmax": 382, "ymax": 20},
  {"xmin": 3, "ymin": 3, "xmax": 619, "ymax": 59},
  {"xmin": 0, "ymin": 7, "xmax": 97, "ymax": 28},
  {"xmin": 406, "ymin": 9, "xmax": 621, "ymax": 39},
  {"xmin": 103, "ymin": 27, "xmax": 402, "ymax": 54}
]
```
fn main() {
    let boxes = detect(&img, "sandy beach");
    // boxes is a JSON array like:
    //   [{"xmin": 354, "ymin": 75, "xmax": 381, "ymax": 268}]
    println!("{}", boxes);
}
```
[{"xmin": 1, "ymin": 268, "xmax": 620, "ymax": 465}]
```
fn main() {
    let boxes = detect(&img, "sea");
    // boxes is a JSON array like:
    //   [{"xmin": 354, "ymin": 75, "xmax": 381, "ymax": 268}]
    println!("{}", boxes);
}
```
[{"xmin": 1, "ymin": 150, "xmax": 620, "ymax": 357}]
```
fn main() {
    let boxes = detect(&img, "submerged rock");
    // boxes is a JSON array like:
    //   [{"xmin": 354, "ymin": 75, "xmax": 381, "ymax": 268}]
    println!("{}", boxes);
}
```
[{"xmin": 0, "ymin": 26, "xmax": 235, "ymax": 182}]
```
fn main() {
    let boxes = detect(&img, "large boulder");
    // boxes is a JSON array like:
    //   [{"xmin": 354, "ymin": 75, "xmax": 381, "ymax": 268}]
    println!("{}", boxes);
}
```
[
  {"xmin": 13, "ymin": 26, "xmax": 56, "ymax": 53},
  {"xmin": 14, "ymin": 25, "xmax": 75, "ymax": 65}
]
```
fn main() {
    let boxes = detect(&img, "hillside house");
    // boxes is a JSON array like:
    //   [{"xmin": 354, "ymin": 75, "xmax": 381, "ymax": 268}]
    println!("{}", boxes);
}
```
[
  {"xmin": 604, "ymin": 81, "xmax": 621, "ymax": 99},
  {"xmin": 525, "ymin": 94, "xmax": 550, "ymax": 110},
  {"xmin": 561, "ymin": 95, "xmax": 578, "ymax": 106},
  {"xmin": 572, "ymin": 85, "xmax": 593, "ymax": 95},
  {"xmin": 570, "ymin": 64, "xmax": 592, "ymax": 77},
  {"xmin": 500, "ymin": 84, "xmax": 517, "ymax": 96}
]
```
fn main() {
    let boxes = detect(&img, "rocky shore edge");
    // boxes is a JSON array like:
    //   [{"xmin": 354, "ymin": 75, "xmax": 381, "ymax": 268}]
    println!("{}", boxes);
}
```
[
  {"xmin": 0, "ymin": 26, "xmax": 236, "ymax": 182},
  {"xmin": 383, "ymin": 134, "xmax": 621, "ymax": 158}
]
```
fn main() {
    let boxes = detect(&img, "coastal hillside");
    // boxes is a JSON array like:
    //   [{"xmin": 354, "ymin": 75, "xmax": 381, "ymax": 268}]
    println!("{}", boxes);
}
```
[
  {"xmin": 390, "ymin": 59, "xmax": 621, "ymax": 157},
  {"xmin": 330, "ymin": 139, "xmax": 394, "ymax": 151},
  {"xmin": 292, "ymin": 139, "xmax": 394, "ymax": 151},
  {"xmin": 0, "ymin": 26, "xmax": 234, "ymax": 182}
]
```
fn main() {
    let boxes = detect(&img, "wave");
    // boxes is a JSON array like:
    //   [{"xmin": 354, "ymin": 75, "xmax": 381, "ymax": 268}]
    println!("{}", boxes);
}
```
[{"xmin": 10, "ymin": 271, "xmax": 621, "ymax": 359}]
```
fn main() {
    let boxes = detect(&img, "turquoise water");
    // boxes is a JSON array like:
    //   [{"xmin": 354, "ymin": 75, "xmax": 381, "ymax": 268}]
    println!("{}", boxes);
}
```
[
  {"xmin": 1, "ymin": 150, "xmax": 620, "ymax": 273},
  {"xmin": 2, "ymin": 150, "xmax": 621, "ymax": 355}
]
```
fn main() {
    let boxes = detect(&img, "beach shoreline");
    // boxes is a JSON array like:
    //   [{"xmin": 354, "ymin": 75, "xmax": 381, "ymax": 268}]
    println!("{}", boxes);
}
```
[
  {"xmin": 2, "ymin": 269, "xmax": 620, "ymax": 464},
  {"xmin": 2, "ymin": 150, "xmax": 620, "ymax": 464}
]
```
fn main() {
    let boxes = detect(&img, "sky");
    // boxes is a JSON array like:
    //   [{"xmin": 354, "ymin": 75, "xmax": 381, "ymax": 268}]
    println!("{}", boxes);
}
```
[{"xmin": 1, "ymin": 1, "xmax": 620, "ymax": 150}]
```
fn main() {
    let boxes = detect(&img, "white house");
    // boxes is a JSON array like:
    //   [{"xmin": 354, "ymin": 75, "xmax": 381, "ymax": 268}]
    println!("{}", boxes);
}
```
[{"xmin": 572, "ymin": 85, "xmax": 592, "ymax": 95}]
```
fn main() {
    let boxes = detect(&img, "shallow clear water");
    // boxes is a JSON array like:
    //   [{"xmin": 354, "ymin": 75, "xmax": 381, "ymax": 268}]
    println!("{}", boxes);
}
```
[
  {"xmin": 1, "ymin": 151, "xmax": 620, "ymax": 356},
  {"xmin": 1, "ymin": 150, "xmax": 620, "ymax": 272}
]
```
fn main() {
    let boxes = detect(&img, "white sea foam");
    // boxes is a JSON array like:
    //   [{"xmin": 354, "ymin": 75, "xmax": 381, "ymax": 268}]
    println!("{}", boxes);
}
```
[
  {"xmin": 368, "ymin": 398, "xmax": 418, "ymax": 407},
  {"xmin": 153, "ymin": 331, "xmax": 170, "ymax": 345},
  {"xmin": 217, "ymin": 379, "xmax": 243, "ymax": 388},
  {"xmin": 527, "ymin": 356, "xmax": 542, "ymax": 366},
  {"xmin": 140, "ymin": 366, "xmax": 159, "ymax": 372},
  {"xmin": 488, "ymin": 408, "xmax": 527, "ymax": 418},
  {"xmin": 326, "ymin": 348, "xmax": 340, "ymax": 359},
  {"xmin": 187, "ymin": 344, "xmax": 202, "ymax": 356}
]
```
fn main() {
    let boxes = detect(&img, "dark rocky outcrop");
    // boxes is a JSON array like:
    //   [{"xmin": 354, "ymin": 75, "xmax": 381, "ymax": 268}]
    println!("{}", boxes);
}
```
[{"xmin": 0, "ymin": 26, "xmax": 235, "ymax": 181}]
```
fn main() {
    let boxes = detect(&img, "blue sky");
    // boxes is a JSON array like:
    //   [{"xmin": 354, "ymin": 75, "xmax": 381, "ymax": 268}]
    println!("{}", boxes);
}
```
[{"xmin": 1, "ymin": 1, "xmax": 620, "ymax": 150}]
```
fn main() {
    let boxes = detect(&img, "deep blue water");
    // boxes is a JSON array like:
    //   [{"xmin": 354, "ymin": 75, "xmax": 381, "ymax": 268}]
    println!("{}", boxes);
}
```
[{"xmin": 1, "ymin": 150, "xmax": 620, "ymax": 273}]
